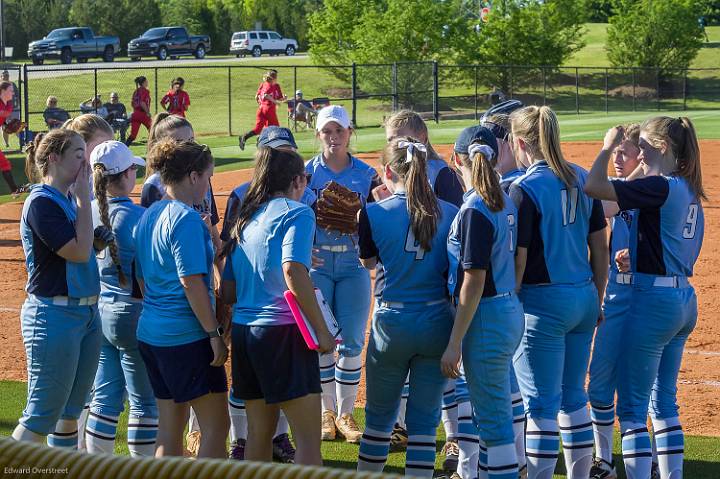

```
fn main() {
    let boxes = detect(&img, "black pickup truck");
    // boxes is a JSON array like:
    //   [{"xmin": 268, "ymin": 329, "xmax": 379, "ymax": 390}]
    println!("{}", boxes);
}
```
[
  {"xmin": 127, "ymin": 27, "xmax": 211, "ymax": 61},
  {"xmin": 28, "ymin": 27, "xmax": 121, "ymax": 65}
]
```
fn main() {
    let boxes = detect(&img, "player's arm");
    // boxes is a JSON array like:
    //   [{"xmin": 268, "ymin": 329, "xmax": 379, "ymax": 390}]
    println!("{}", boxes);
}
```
[
  {"xmin": 585, "ymin": 126, "xmax": 624, "ymax": 201},
  {"xmin": 284, "ymin": 262, "xmax": 334, "ymax": 353},
  {"xmin": 56, "ymin": 162, "xmax": 93, "ymax": 262},
  {"xmin": 180, "ymin": 274, "xmax": 227, "ymax": 367},
  {"xmin": 357, "ymin": 207, "xmax": 378, "ymax": 270},
  {"xmin": 509, "ymin": 183, "xmax": 533, "ymax": 292}
]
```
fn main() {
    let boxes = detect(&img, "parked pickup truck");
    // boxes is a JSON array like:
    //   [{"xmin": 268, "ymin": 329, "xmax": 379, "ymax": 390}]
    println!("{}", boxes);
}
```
[
  {"xmin": 28, "ymin": 27, "xmax": 121, "ymax": 65},
  {"xmin": 128, "ymin": 27, "xmax": 211, "ymax": 61}
]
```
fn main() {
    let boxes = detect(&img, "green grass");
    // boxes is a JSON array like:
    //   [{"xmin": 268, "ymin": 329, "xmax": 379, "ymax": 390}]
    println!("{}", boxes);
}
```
[{"xmin": 0, "ymin": 381, "xmax": 718, "ymax": 477}]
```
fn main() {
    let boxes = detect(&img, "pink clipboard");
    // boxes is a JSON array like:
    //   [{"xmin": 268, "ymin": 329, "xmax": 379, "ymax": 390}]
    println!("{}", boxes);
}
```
[{"xmin": 284, "ymin": 289, "xmax": 343, "ymax": 350}]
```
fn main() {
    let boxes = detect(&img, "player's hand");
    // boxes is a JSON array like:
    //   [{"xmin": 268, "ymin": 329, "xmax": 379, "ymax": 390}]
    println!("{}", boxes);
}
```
[
  {"xmin": 441, "ymin": 343, "xmax": 461, "ymax": 379},
  {"xmin": 209, "ymin": 336, "xmax": 228, "ymax": 367},
  {"xmin": 371, "ymin": 184, "xmax": 392, "ymax": 202},
  {"xmin": 311, "ymin": 248, "xmax": 324, "ymax": 268},
  {"xmin": 603, "ymin": 125, "xmax": 624, "ymax": 151},
  {"xmin": 93, "ymin": 225, "xmax": 114, "ymax": 251},
  {"xmin": 615, "ymin": 248, "xmax": 630, "ymax": 272},
  {"xmin": 317, "ymin": 330, "xmax": 335, "ymax": 354},
  {"xmin": 200, "ymin": 212, "xmax": 213, "ymax": 232},
  {"xmin": 596, "ymin": 308, "xmax": 605, "ymax": 326},
  {"xmin": 73, "ymin": 161, "xmax": 91, "ymax": 203}
]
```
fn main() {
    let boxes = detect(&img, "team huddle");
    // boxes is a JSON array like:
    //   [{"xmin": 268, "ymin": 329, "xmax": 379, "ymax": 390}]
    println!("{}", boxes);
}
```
[{"xmin": 8, "ymin": 97, "xmax": 703, "ymax": 479}]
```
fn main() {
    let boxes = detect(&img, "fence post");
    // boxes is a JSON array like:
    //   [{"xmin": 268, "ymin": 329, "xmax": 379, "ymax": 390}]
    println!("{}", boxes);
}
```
[
  {"xmin": 575, "ymin": 67, "xmax": 579, "ymax": 114},
  {"xmin": 632, "ymin": 68, "xmax": 636, "ymax": 112},
  {"xmin": 474, "ymin": 66, "xmax": 479, "ymax": 120},
  {"xmin": 432, "ymin": 61, "xmax": 439, "ymax": 123},
  {"xmin": 605, "ymin": 68, "xmax": 609, "ymax": 114},
  {"xmin": 227, "ymin": 67, "xmax": 232, "ymax": 136},
  {"xmin": 93, "ymin": 68, "xmax": 98, "ymax": 112},
  {"xmin": 293, "ymin": 66, "xmax": 298, "ymax": 130},
  {"xmin": 154, "ymin": 68, "xmax": 159, "ymax": 114},
  {"xmin": 392, "ymin": 62, "xmax": 398, "ymax": 111},
  {"xmin": 351, "ymin": 63, "xmax": 357, "ymax": 127},
  {"xmin": 656, "ymin": 67, "xmax": 660, "ymax": 111},
  {"xmin": 23, "ymin": 64, "xmax": 29, "ymax": 135},
  {"xmin": 542, "ymin": 67, "xmax": 546, "ymax": 106},
  {"xmin": 683, "ymin": 70, "xmax": 687, "ymax": 111}
]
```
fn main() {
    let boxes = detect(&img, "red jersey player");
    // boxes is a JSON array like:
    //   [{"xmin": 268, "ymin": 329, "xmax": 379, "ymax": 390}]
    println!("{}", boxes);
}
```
[
  {"xmin": 238, "ymin": 70, "xmax": 286, "ymax": 150},
  {"xmin": 126, "ymin": 76, "xmax": 152, "ymax": 146},
  {"xmin": 160, "ymin": 77, "xmax": 190, "ymax": 117},
  {"xmin": 0, "ymin": 82, "xmax": 19, "ymax": 193}
]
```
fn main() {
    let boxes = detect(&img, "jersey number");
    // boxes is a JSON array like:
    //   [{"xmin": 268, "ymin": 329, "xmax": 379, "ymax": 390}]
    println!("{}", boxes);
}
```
[
  {"xmin": 507, "ymin": 213, "xmax": 516, "ymax": 252},
  {"xmin": 683, "ymin": 204, "xmax": 699, "ymax": 239},
  {"xmin": 405, "ymin": 227, "xmax": 426, "ymax": 260},
  {"xmin": 561, "ymin": 187, "xmax": 579, "ymax": 226}
]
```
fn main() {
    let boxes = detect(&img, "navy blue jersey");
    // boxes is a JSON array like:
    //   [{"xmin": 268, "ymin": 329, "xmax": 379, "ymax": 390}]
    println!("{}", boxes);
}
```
[
  {"xmin": 305, "ymin": 154, "xmax": 380, "ymax": 247},
  {"xmin": 500, "ymin": 168, "xmax": 526, "ymax": 194},
  {"xmin": 141, "ymin": 172, "xmax": 220, "ymax": 226},
  {"xmin": 427, "ymin": 158, "xmax": 464, "ymax": 207},
  {"xmin": 447, "ymin": 189, "xmax": 517, "ymax": 298},
  {"xmin": 21, "ymin": 184, "xmax": 100, "ymax": 298},
  {"xmin": 358, "ymin": 192, "xmax": 458, "ymax": 303},
  {"xmin": 221, "ymin": 182, "xmax": 317, "ymax": 242},
  {"xmin": 509, "ymin": 161, "xmax": 606, "ymax": 285},
  {"xmin": 612, "ymin": 175, "xmax": 703, "ymax": 277}
]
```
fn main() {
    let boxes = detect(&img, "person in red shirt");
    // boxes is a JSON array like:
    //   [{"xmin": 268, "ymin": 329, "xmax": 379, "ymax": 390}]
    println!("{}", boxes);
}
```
[
  {"xmin": 0, "ymin": 82, "xmax": 19, "ymax": 194},
  {"xmin": 126, "ymin": 76, "xmax": 152, "ymax": 146},
  {"xmin": 238, "ymin": 70, "xmax": 286, "ymax": 150},
  {"xmin": 160, "ymin": 77, "xmax": 190, "ymax": 118}
]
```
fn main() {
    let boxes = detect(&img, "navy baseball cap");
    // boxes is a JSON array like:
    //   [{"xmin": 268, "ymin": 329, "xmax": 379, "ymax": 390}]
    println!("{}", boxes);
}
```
[
  {"xmin": 454, "ymin": 125, "xmax": 498, "ymax": 159},
  {"xmin": 257, "ymin": 126, "xmax": 297, "ymax": 149}
]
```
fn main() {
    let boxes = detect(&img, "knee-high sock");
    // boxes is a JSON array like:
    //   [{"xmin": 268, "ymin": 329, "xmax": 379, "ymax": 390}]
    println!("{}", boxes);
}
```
[
  {"xmin": 229, "ymin": 396, "xmax": 247, "ymax": 442},
  {"xmin": 457, "ymin": 401, "xmax": 480, "ymax": 479},
  {"xmin": 319, "ymin": 352, "xmax": 336, "ymax": 413},
  {"xmin": 77, "ymin": 404, "xmax": 89, "ymax": 451},
  {"xmin": 478, "ymin": 439, "xmax": 488, "ymax": 479},
  {"xmin": 590, "ymin": 402, "xmax": 615, "ymax": 464},
  {"xmin": 336, "ymin": 355, "xmax": 362, "ymax": 416},
  {"xmin": 406, "ymin": 434, "xmax": 437, "ymax": 478},
  {"xmin": 652, "ymin": 416, "xmax": 684, "ymax": 479},
  {"xmin": 442, "ymin": 381, "xmax": 458, "ymax": 441},
  {"xmin": 357, "ymin": 427, "xmax": 390, "ymax": 473},
  {"xmin": 396, "ymin": 377, "xmax": 410, "ymax": 429},
  {"xmin": 48, "ymin": 419, "xmax": 79, "ymax": 449},
  {"xmin": 650, "ymin": 422, "xmax": 659, "ymax": 466},
  {"xmin": 558, "ymin": 408, "xmax": 594, "ymax": 479},
  {"xmin": 11, "ymin": 424, "xmax": 44, "ymax": 443},
  {"xmin": 525, "ymin": 416, "xmax": 559, "ymax": 479},
  {"xmin": 276, "ymin": 411, "xmax": 289, "ymax": 437},
  {"xmin": 188, "ymin": 407, "xmax": 200, "ymax": 433},
  {"xmin": 487, "ymin": 443, "xmax": 519, "ymax": 479},
  {"xmin": 620, "ymin": 421, "xmax": 653, "ymax": 479},
  {"xmin": 85, "ymin": 412, "xmax": 118, "ymax": 454},
  {"xmin": 511, "ymin": 392, "xmax": 527, "ymax": 474},
  {"xmin": 128, "ymin": 415, "xmax": 158, "ymax": 457}
]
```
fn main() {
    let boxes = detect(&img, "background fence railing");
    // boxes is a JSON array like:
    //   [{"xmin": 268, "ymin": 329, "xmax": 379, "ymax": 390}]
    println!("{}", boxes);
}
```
[{"xmin": 6, "ymin": 62, "xmax": 720, "ymax": 138}]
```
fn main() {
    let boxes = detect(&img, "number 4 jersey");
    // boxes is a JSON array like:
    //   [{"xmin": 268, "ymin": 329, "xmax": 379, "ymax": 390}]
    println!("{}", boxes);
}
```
[{"xmin": 612, "ymin": 175, "xmax": 704, "ymax": 277}]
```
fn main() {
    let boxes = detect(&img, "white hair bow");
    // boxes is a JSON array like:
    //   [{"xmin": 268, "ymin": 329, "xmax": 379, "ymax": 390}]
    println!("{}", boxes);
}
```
[
  {"xmin": 397, "ymin": 140, "xmax": 427, "ymax": 163},
  {"xmin": 468, "ymin": 143, "xmax": 495, "ymax": 162}
]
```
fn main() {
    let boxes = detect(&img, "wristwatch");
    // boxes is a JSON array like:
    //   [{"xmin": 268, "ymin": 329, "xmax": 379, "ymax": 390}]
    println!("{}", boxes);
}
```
[{"xmin": 208, "ymin": 326, "xmax": 225, "ymax": 338}]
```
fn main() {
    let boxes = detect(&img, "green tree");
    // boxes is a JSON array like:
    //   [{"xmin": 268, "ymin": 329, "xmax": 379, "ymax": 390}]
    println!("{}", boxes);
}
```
[
  {"xmin": 69, "ymin": 0, "xmax": 161, "ymax": 48},
  {"xmin": 5, "ymin": 0, "xmax": 72, "ymax": 57},
  {"xmin": 606, "ymin": 0, "xmax": 706, "ymax": 72}
]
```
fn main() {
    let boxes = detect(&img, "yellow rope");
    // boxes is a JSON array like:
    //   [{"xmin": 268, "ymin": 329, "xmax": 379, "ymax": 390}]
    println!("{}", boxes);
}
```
[{"xmin": 0, "ymin": 437, "xmax": 398, "ymax": 479}]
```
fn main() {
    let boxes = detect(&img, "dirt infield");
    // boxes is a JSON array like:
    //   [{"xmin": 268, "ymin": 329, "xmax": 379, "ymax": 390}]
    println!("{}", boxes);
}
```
[{"xmin": 0, "ymin": 141, "xmax": 719, "ymax": 436}]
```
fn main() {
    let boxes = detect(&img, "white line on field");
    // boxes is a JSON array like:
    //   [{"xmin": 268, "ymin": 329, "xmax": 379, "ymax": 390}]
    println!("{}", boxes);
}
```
[
  {"xmin": 679, "ymin": 379, "xmax": 720, "ymax": 388},
  {"xmin": 0, "ymin": 307, "xmax": 19, "ymax": 313},
  {"xmin": 685, "ymin": 349, "xmax": 720, "ymax": 357}
]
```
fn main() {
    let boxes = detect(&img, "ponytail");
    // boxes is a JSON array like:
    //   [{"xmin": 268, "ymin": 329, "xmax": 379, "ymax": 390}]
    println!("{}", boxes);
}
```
[
  {"xmin": 24, "ymin": 132, "xmax": 45, "ymax": 183},
  {"xmin": 382, "ymin": 137, "xmax": 440, "ymax": 251},
  {"xmin": 469, "ymin": 144, "xmax": 504, "ymax": 212},
  {"xmin": 24, "ymin": 129, "xmax": 80, "ymax": 182},
  {"xmin": 134, "ymin": 76, "xmax": 146, "ymax": 88},
  {"xmin": 92, "ymin": 164, "xmax": 128, "ymax": 286}
]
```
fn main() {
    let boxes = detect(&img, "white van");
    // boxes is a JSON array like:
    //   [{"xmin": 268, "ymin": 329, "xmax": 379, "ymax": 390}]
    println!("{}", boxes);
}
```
[{"xmin": 230, "ymin": 31, "xmax": 298, "ymax": 57}]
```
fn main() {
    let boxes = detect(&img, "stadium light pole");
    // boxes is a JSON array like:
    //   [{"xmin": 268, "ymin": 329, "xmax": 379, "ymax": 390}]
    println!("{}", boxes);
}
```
[{"xmin": 0, "ymin": 0, "xmax": 4, "ymax": 62}]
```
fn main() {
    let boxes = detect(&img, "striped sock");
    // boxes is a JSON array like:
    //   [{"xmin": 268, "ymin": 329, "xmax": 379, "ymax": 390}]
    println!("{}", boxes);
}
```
[
  {"xmin": 478, "ymin": 439, "xmax": 488, "ymax": 479},
  {"xmin": 590, "ymin": 402, "xmax": 615, "ymax": 464},
  {"xmin": 558, "ymin": 408, "xmax": 594, "ymax": 479},
  {"xmin": 457, "ymin": 401, "xmax": 480, "ymax": 479},
  {"xmin": 336, "ymin": 355, "xmax": 362, "ymax": 416},
  {"xmin": 85, "ymin": 411, "xmax": 118, "ymax": 454},
  {"xmin": 228, "ymin": 394, "xmax": 247, "ymax": 442},
  {"xmin": 357, "ymin": 427, "xmax": 391, "ymax": 473},
  {"xmin": 77, "ymin": 404, "xmax": 90, "ymax": 451},
  {"xmin": 652, "ymin": 416, "xmax": 684, "ymax": 479},
  {"xmin": 620, "ymin": 421, "xmax": 652, "ymax": 479},
  {"xmin": 511, "ymin": 392, "xmax": 526, "ymax": 475},
  {"xmin": 48, "ymin": 419, "xmax": 79, "ymax": 449},
  {"xmin": 406, "ymin": 434, "xmax": 437, "ymax": 478},
  {"xmin": 487, "ymin": 443, "xmax": 519, "ymax": 479},
  {"xmin": 525, "ymin": 416, "xmax": 559, "ymax": 479},
  {"xmin": 396, "ymin": 376, "xmax": 410, "ymax": 429},
  {"xmin": 319, "ymin": 352, "xmax": 336, "ymax": 412},
  {"xmin": 127, "ymin": 415, "xmax": 158, "ymax": 457},
  {"xmin": 442, "ymin": 381, "xmax": 458, "ymax": 440}
]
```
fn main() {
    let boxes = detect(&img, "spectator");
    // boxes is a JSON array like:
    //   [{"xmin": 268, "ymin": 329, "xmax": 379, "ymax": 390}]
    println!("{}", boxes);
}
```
[
  {"xmin": 1, "ymin": 70, "xmax": 20, "ymax": 148},
  {"xmin": 43, "ymin": 96, "xmax": 70, "ymax": 130},
  {"xmin": 160, "ymin": 77, "xmax": 190, "ymax": 118},
  {"xmin": 80, "ymin": 96, "xmax": 109, "ymax": 119},
  {"xmin": 104, "ymin": 92, "xmax": 129, "ymax": 142},
  {"xmin": 292, "ymin": 90, "xmax": 316, "ymax": 128}
]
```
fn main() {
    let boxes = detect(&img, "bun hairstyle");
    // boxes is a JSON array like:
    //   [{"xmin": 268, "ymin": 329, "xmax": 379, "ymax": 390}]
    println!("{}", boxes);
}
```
[
  {"xmin": 382, "ymin": 136, "xmax": 440, "ymax": 251},
  {"xmin": 63, "ymin": 113, "xmax": 113, "ymax": 143},
  {"xmin": 24, "ymin": 129, "xmax": 82, "ymax": 182},
  {"xmin": 384, "ymin": 110, "xmax": 443, "ymax": 162},
  {"xmin": 220, "ymin": 147, "xmax": 305, "ymax": 258},
  {"xmin": 510, "ymin": 105, "xmax": 576, "ymax": 188},
  {"xmin": 92, "ymin": 164, "xmax": 127, "ymax": 286},
  {"xmin": 171, "ymin": 77, "xmax": 185, "ymax": 87},
  {"xmin": 147, "ymin": 138, "xmax": 213, "ymax": 187},
  {"xmin": 457, "ymin": 141, "xmax": 505, "ymax": 212},
  {"xmin": 134, "ymin": 76, "xmax": 147, "ymax": 88},
  {"xmin": 641, "ymin": 116, "xmax": 706, "ymax": 201},
  {"xmin": 263, "ymin": 69, "xmax": 278, "ymax": 82}
]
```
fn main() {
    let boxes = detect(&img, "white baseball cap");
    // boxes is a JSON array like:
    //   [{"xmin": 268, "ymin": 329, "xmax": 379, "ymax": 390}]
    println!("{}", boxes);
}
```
[
  {"xmin": 90, "ymin": 140, "xmax": 145, "ymax": 176},
  {"xmin": 316, "ymin": 105, "xmax": 351, "ymax": 132}
]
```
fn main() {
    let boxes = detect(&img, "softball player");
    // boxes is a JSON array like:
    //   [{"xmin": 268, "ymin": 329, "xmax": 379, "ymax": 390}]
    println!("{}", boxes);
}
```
[
  {"xmin": 12, "ymin": 130, "xmax": 102, "ymax": 449},
  {"xmin": 306, "ymin": 105, "xmax": 380, "ymax": 443},
  {"xmin": 356, "ymin": 138, "xmax": 457, "ymax": 477},
  {"xmin": 584, "ymin": 117, "xmax": 705, "ymax": 479},
  {"xmin": 220, "ymin": 146, "xmax": 334, "ymax": 466},
  {"xmin": 160, "ymin": 77, "xmax": 190, "ymax": 118},
  {"xmin": 64, "ymin": 114, "xmax": 115, "ymax": 163},
  {"xmin": 85, "ymin": 141, "xmax": 157, "ymax": 456},
  {"xmin": 0, "ymin": 81, "xmax": 19, "ymax": 193},
  {"xmin": 126, "ymin": 76, "xmax": 152, "ymax": 146},
  {"xmin": 508, "ymin": 106, "xmax": 608, "ymax": 479},
  {"xmin": 441, "ymin": 126, "xmax": 524, "ymax": 479},
  {"xmin": 238, "ymin": 70, "xmax": 286, "ymax": 150}
]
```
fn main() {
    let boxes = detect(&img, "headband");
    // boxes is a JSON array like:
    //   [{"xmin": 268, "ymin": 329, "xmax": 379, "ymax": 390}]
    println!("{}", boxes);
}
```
[
  {"xmin": 397, "ymin": 141, "xmax": 426, "ymax": 164},
  {"xmin": 468, "ymin": 143, "xmax": 495, "ymax": 162}
]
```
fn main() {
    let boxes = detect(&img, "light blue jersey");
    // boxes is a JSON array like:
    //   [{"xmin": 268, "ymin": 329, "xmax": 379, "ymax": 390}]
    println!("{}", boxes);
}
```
[
  {"xmin": 134, "ymin": 200, "xmax": 215, "ymax": 347},
  {"xmin": 359, "ymin": 192, "xmax": 458, "ymax": 303},
  {"xmin": 500, "ymin": 168, "xmax": 525, "ymax": 194},
  {"xmin": 224, "ymin": 197, "xmax": 315, "ymax": 326},
  {"xmin": 92, "ymin": 197, "xmax": 145, "ymax": 298},
  {"xmin": 447, "ymin": 189, "xmax": 517, "ymax": 299}
]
